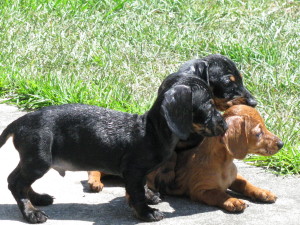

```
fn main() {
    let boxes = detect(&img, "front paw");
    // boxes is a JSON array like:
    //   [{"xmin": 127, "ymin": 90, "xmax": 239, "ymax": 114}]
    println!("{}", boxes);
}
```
[
  {"xmin": 146, "ymin": 194, "xmax": 162, "ymax": 205},
  {"xmin": 133, "ymin": 205, "xmax": 164, "ymax": 222},
  {"xmin": 88, "ymin": 180, "xmax": 104, "ymax": 192},
  {"xmin": 249, "ymin": 189, "xmax": 277, "ymax": 203},
  {"xmin": 145, "ymin": 186, "xmax": 162, "ymax": 205},
  {"xmin": 223, "ymin": 198, "xmax": 248, "ymax": 212},
  {"xmin": 23, "ymin": 208, "xmax": 48, "ymax": 223}
]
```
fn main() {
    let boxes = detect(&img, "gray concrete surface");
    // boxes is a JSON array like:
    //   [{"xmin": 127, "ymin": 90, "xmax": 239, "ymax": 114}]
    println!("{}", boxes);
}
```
[{"xmin": 0, "ymin": 103, "xmax": 299, "ymax": 225}]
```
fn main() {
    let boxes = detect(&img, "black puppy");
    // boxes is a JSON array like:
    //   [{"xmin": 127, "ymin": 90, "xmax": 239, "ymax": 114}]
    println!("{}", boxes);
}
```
[
  {"xmin": 158, "ymin": 54, "xmax": 257, "ymax": 151},
  {"xmin": 151, "ymin": 54, "xmax": 258, "ymax": 192},
  {"xmin": 160, "ymin": 54, "xmax": 257, "ymax": 110},
  {"xmin": 0, "ymin": 76, "xmax": 227, "ymax": 223}
]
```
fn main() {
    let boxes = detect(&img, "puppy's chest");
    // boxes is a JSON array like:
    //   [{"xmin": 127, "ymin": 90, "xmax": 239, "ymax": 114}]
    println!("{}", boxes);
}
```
[{"xmin": 219, "ymin": 163, "xmax": 237, "ymax": 190}]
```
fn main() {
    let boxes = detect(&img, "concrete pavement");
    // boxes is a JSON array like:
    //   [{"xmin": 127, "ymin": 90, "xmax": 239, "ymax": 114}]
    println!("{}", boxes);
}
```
[{"xmin": 0, "ymin": 103, "xmax": 299, "ymax": 225}]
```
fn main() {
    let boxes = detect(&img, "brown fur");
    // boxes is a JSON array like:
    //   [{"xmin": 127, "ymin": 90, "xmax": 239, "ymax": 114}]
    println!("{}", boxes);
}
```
[
  {"xmin": 214, "ymin": 97, "xmax": 248, "ymax": 111},
  {"xmin": 147, "ymin": 105, "xmax": 283, "ymax": 212},
  {"xmin": 88, "ymin": 171, "xmax": 104, "ymax": 192}
]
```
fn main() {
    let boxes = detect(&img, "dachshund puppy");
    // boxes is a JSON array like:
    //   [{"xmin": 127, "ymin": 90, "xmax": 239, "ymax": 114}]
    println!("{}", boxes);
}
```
[
  {"xmin": 160, "ymin": 54, "xmax": 257, "ymax": 111},
  {"xmin": 0, "ymin": 76, "xmax": 227, "ymax": 223},
  {"xmin": 147, "ymin": 105, "xmax": 284, "ymax": 212},
  {"xmin": 88, "ymin": 54, "xmax": 258, "ymax": 194}
]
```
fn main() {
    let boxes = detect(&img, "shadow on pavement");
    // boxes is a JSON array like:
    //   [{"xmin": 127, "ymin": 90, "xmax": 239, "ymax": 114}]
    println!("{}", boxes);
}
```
[{"xmin": 0, "ymin": 196, "xmax": 218, "ymax": 225}]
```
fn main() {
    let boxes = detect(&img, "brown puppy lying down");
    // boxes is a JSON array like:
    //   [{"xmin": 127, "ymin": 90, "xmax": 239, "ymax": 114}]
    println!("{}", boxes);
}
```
[
  {"xmin": 147, "ymin": 104, "xmax": 283, "ymax": 212},
  {"xmin": 88, "ymin": 105, "xmax": 283, "ymax": 212}
]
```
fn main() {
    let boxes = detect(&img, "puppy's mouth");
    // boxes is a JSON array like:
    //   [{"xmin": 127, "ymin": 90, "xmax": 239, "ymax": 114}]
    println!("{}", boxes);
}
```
[
  {"xmin": 192, "ymin": 123, "xmax": 226, "ymax": 137},
  {"xmin": 213, "ymin": 98, "xmax": 230, "ymax": 111},
  {"xmin": 253, "ymin": 148, "xmax": 280, "ymax": 156},
  {"xmin": 214, "ymin": 97, "xmax": 257, "ymax": 111}
]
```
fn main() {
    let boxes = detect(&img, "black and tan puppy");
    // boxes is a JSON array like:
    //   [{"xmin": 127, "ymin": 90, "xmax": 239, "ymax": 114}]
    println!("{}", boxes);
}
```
[
  {"xmin": 0, "ymin": 76, "xmax": 227, "ymax": 223},
  {"xmin": 160, "ymin": 54, "xmax": 257, "ymax": 111}
]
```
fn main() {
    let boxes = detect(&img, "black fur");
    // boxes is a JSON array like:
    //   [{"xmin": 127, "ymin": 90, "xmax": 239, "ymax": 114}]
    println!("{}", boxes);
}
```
[
  {"xmin": 160, "ymin": 54, "xmax": 257, "ymax": 107},
  {"xmin": 159, "ymin": 54, "xmax": 257, "ymax": 152},
  {"xmin": 0, "ymin": 75, "xmax": 227, "ymax": 223}
]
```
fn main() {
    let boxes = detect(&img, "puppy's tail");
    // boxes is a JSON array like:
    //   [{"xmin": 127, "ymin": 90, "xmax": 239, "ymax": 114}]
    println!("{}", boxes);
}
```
[{"xmin": 0, "ymin": 123, "xmax": 14, "ymax": 149}]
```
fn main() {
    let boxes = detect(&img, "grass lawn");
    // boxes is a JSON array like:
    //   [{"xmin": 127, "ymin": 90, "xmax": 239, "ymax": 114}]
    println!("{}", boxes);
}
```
[{"xmin": 0, "ymin": 0, "xmax": 299, "ymax": 174}]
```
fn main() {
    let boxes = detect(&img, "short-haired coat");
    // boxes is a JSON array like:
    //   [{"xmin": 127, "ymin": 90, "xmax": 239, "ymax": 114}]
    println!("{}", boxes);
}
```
[
  {"xmin": 147, "ymin": 105, "xmax": 284, "ymax": 212},
  {"xmin": 0, "ymin": 75, "xmax": 227, "ymax": 223}
]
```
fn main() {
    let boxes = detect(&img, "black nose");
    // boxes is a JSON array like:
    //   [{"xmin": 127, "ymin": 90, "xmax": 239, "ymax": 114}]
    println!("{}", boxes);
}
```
[
  {"xmin": 246, "ymin": 98, "xmax": 257, "ymax": 107},
  {"xmin": 277, "ymin": 141, "xmax": 284, "ymax": 150}
]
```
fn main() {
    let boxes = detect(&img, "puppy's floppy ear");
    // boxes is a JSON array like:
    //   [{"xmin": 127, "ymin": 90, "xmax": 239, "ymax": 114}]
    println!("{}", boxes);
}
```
[
  {"xmin": 221, "ymin": 116, "xmax": 248, "ymax": 159},
  {"xmin": 162, "ymin": 85, "xmax": 192, "ymax": 140},
  {"xmin": 195, "ymin": 61, "xmax": 209, "ymax": 85}
]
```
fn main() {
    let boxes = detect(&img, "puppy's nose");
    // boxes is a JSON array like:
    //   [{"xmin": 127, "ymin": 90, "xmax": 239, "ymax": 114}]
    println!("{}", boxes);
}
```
[
  {"xmin": 277, "ymin": 140, "xmax": 284, "ymax": 150},
  {"xmin": 246, "ymin": 98, "xmax": 257, "ymax": 107}
]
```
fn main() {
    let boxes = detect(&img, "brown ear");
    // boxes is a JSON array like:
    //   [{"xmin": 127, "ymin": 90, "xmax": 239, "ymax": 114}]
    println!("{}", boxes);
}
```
[{"xmin": 221, "ymin": 116, "xmax": 248, "ymax": 159}]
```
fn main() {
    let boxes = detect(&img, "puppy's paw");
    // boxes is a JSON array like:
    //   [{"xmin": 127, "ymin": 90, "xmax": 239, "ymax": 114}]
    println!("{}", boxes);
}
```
[
  {"xmin": 148, "ymin": 209, "xmax": 164, "ymax": 221},
  {"xmin": 145, "ymin": 187, "xmax": 162, "ymax": 205},
  {"xmin": 147, "ymin": 194, "xmax": 162, "ymax": 205},
  {"xmin": 249, "ymin": 189, "xmax": 277, "ymax": 203},
  {"xmin": 223, "ymin": 198, "xmax": 248, "ymax": 212},
  {"xmin": 134, "ymin": 207, "xmax": 164, "ymax": 222},
  {"xmin": 30, "ymin": 193, "xmax": 54, "ymax": 206},
  {"xmin": 24, "ymin": 208, "xmax": 48, "ymax": 224},
  {"xmin": 88, "ymin": 180, "xmax": 104, "ymax": 192}
]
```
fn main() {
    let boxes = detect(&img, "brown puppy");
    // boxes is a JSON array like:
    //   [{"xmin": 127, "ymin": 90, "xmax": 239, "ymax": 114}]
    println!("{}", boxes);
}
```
[{"xmin": 147, "ymin": 105, "xmax": 283, "ymax": 212}]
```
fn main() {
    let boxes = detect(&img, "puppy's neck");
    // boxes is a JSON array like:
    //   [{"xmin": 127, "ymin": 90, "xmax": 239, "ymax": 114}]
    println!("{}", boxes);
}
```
[{"xmin": 192, "ymin": 136, "xmax": 234, "ymax": 165}]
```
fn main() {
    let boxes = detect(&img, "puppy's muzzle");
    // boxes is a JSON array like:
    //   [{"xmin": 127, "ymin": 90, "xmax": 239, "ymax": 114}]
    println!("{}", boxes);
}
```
[
  {"xmin": 277, "ymin": 140, "xmax": 284, "ymax": 150},
  {"xmin": 241, "ymin": 88, "xmax": 257, "ymax": 107},
  {"xmin": 245, "ymin": 97, "xmax": 257, "ymax": 107},
  {"xmin": 225, "ymin": 89, "xmax": 257, "ymax": 109}
]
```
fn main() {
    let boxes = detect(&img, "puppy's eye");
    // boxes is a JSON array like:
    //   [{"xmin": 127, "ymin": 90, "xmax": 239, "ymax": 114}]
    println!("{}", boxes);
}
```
[
  {"xmin": 229, "ymin": 75, "xmax": 236, "ymax": 82},
  {"xmin": 256, "ymin": 132, "xmax": 263, "ymax": 138},
  {"xmin": 223, "ymin": 75, "xmax": 234, "ymax": 84}
]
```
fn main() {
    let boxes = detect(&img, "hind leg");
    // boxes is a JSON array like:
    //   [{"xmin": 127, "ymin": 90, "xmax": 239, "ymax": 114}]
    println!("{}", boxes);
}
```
[
  {"xmin": 123, "ymin": 169, "xmax": 164, "ymax": 222},
  {"xmin": 8, "ymin": 161, "xmax": 51, "ymax": 223}
]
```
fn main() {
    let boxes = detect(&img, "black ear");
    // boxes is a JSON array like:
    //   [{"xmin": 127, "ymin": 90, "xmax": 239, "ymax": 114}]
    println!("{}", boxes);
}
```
[
  {"xmin": 161, "ymin": 85, "xmax": 192, "ymax": 140},
  {"xmin": 178, "ymin": 60, "xmax": 209, "ymax": 84},
  {"xmin": 195, "ymin": 60, "xmax": 208, "ymax": 77},
  {"xmin": 195, "ymin": 61, "xmax": 209, "ymax": 85}
]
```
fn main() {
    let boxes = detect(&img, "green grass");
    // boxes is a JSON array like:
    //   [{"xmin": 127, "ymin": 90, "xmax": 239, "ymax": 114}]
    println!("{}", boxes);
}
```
[{"xmin": 0, "ymin": 0, "xmax": 299, "ymax": 175}]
